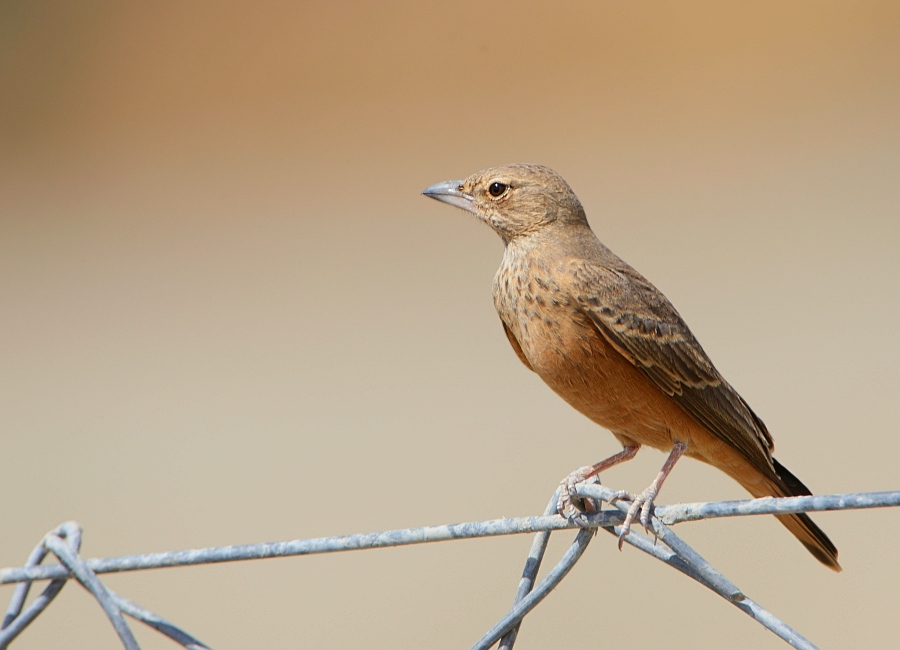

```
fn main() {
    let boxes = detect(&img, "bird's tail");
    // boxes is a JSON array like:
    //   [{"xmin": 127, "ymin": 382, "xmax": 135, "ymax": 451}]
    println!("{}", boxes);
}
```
[{"xmin": 742, "ymin": 458, "xmax": 841, "ymax": 572}]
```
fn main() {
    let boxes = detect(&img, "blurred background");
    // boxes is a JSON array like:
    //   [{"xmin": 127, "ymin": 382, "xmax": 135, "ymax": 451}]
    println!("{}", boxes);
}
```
[{"xmin": 1, "ymin": 1, "xmax": 898, "ymax": 648}]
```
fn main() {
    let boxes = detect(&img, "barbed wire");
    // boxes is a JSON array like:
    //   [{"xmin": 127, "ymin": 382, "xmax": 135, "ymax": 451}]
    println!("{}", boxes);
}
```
[{"xmin": 2, "ymin": 487, "xmax": 898, "ymax": 649}]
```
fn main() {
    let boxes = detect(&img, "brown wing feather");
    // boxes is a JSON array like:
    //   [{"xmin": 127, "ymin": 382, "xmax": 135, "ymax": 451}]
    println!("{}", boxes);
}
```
[
  {"xmin": 502, "ymin": 321, "xmax": 534, "ymax": 371},
  {"xmin": 568, "ymin": 261, "xmax": 775, "ymax": 477}
]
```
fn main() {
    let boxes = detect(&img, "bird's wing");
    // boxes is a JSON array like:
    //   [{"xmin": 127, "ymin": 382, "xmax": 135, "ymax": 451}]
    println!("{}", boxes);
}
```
[
  {"xmin": 502, "ymin": 321, "xmax": 535, "ymax": 371},
  {"xmin": 567, "ymin": 260, "xmax": 775, "ymax": 475}
]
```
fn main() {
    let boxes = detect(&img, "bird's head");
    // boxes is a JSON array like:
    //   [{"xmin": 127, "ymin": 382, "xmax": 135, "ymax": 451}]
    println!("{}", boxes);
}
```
[{"xmin": 422, "ymin": 164, "xmax": 587, "ymax": 242}]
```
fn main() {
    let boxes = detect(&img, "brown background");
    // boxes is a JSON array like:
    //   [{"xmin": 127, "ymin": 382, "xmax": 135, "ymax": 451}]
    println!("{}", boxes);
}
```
[{"xmin": 2, "ymin": 2, "xmax": 899, "ymax": 648}]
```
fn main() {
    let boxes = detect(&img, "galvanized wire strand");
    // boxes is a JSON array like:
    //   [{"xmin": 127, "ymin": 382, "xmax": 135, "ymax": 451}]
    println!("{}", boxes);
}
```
[
  {"xmin": 594, "ymin": 523, "xmax": 818, "ymax": 650},
  {"xmin": 3, "ymin": 489, "xmax": 895, "ymax": 586},
  {"xmin": 0, "ymin": 578, "xmax": 65, "ymax": 649},
  {"xmin": 110, "ymin": 592, "xmax": 212, "ymax": 650},
  {"xmin": 0, "ymin": 512, "xmax": 622, "ymax": 585},
  {"xmin": 1, "ymin": 522, "xmax": 212, "ymax": 650},
  {"xmin": 2, "ymin": 534, "xmax": 58, "ymax": 632},
  {"xmin": 2, "ymin": 535, "xmax": 57, "ymax": 637},
  {"xmin": 479, "ymin": 482, "xmax": 815, "ymax": 650},
  {"xmin": 584, "ymin": 484, "xmax": 818, "ymax": 649},
  {"xmin": 648, "ymin": 522, "xmax": 816, "ymax": 649},
  {"xmin": 43, "ymin": 533, "xmax": 139, "ymax": 650},
  {"xmin": 0, "ymin": 522, "xmax": 82, "ymax": 649},
  {"xmin": 470, "ymin": 527, "xmax": 595, "ymax": 650},
  {"xmin": 654, "ymin": 490, "xmax": 900, "ymax": 524},
  {"xmin": 2, "ymin": 489, "xmax": 897, "ymax": 650},
  {"xmin": 587, "ymin": 485, "xmax": 744, "ymax": 598},
  {"xmin": 497, "ymin": 490, "xmax": 561, "ymax": 650}
]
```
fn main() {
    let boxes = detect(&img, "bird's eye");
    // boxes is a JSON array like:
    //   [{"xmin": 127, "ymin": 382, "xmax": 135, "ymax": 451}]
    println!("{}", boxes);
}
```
[{"xmin": 488, "ymin": 182, "xmax": 508, "ymax": 197}]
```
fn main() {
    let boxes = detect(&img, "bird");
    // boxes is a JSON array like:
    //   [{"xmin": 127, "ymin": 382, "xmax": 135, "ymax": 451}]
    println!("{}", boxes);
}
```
[{"xmin": 422, "ymin": 163, "xmax": 840, "ymax": 570}]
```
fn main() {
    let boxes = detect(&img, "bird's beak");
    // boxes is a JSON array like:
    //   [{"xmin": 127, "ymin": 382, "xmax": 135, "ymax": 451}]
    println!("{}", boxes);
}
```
[{"xmin": 421, "ymin": 180, "xmax": 477, "ymax": 215}]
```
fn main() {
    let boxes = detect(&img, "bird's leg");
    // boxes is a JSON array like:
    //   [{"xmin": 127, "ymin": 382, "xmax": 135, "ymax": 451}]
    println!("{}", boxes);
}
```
[
  {"xmin": 557, "ymin": 445, "xmax": 639, "ymax": 526},
  {"xmin": 615, "ymin": 441, "xmax": 688, "ymax": 548}
]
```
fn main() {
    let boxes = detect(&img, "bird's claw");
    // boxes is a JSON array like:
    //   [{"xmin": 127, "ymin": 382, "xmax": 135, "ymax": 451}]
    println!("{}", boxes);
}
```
[
  {"xmin": 556, "ymin": 469, "xmax": 601, "ymax": 527},
  {"xmin": 638, "ymin": 499, "xmax": 656, "ymax": 534},
  {"xmin": 615, "ymin": 485, "xmax": 660, "ymax": 549}
]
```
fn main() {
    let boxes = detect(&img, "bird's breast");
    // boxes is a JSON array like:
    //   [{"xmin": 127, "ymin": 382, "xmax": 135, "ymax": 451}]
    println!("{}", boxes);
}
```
[{"xmin": 493, "ymin": 254, "xmax": 598, "ymax": 378}]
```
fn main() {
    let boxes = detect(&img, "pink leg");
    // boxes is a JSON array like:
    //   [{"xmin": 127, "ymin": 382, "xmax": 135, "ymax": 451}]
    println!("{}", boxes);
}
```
[
  {"xmin": 557, "ymin": 445, "xmax": 640, "ymax": 524},
  {"xmin": 615, "ymin": 441, "xmax": 688, "ymax": 548}
]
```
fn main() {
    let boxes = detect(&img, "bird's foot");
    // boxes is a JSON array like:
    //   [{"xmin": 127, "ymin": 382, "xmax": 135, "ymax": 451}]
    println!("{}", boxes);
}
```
[
  {"xmin": 557, "ymin": 469, "xmax": 602, "ymax": 527},
  {"xmin": 613, "ymin": 483, "xmax": 661, "ymax": 549}
]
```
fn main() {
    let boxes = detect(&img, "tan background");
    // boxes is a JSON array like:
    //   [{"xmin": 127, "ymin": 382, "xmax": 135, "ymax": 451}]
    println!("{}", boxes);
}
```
[{"xmin": 2, "ymin": 1, "xmax": 899, "ymax": 648}]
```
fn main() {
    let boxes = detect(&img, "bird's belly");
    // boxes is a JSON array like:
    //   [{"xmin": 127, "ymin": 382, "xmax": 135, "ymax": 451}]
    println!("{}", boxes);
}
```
[{"xmin": 514, "ymin": 313, "xmax": 687, "ymax": 451}]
